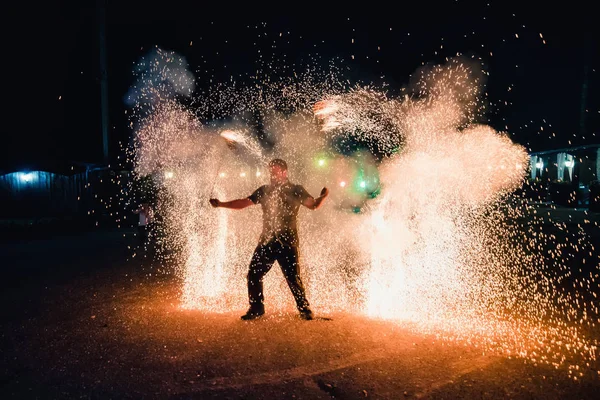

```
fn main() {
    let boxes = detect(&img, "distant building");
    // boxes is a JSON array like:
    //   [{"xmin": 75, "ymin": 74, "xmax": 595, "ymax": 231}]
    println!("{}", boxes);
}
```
[
  {"xmin": 529, "ymin": 144, "xmax": 600, "ymax": 185},
  {"xmin": 0, "ymin": 162, "xmax": 126, "ymax": 220}
]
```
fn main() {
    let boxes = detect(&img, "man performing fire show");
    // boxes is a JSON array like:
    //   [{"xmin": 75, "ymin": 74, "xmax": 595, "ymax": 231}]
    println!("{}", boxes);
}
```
[{"xmin": 210, "ymin": 159, "xmax": 329, "ymax": 320}]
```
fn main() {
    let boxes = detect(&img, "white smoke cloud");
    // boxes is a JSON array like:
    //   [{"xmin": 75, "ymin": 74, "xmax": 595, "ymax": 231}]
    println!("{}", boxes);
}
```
[{"xmin": 125, "ymin": 47, "xmax": 196, "ymax": 108}]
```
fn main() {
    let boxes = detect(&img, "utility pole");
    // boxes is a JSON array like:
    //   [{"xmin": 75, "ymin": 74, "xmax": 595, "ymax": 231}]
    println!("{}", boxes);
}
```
[
  {"xmin": 579, "ymin": 31, "xmax": 591, "ymax": 139},
  {"xmin": 97, "ymin": 0, "xmax": 109, "ymax": 166}
]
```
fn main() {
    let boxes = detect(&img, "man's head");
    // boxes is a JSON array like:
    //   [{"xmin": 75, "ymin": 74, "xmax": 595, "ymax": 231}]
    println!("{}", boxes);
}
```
[{"xmin": 268, "ymin": 159, "xmax": 288, "ymax": 184}]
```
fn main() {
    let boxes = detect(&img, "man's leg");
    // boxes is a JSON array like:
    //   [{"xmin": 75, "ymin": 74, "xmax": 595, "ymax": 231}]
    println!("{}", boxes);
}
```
[
  {"xmin": 138, "ymin": 225, "xmax": 147, "ymax": 246},
  {"xmin": 277, "ymin": 245, "xmax": 312, "ymax": 319},
  {"xmin": 244, "ymin": 243, "xmax": 276, "ymax": 318}
]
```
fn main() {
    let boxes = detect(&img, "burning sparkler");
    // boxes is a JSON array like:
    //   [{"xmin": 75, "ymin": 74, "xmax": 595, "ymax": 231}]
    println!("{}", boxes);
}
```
[
  {"xmin": 314, "ymin": 99, "xmax": 341, "ymax": 131},
  {"xmin": 220, "ymin": 129, "xmax": 241, "ymax": 143}
]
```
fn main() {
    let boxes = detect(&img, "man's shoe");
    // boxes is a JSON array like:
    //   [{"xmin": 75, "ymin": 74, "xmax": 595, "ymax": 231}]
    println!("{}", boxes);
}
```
[
  {"xmin": 299, "ymin": 309, "xmax": 314, "ymax": 320},
  {"xmin": 241, "ymin": 307, "xmax": 265, "ymax": 320}
]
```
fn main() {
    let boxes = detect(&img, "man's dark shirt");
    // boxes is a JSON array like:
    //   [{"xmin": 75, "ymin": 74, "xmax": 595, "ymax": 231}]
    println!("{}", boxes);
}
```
[{"xmin": 248, "ymin": 181, "xmax": 312, "ymax": 245}]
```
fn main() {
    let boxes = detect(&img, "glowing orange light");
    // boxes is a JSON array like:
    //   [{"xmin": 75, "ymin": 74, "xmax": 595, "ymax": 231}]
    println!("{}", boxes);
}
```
[{"xmin": 220, "ymin": 130, "xmax": 240, "ymax": 142}]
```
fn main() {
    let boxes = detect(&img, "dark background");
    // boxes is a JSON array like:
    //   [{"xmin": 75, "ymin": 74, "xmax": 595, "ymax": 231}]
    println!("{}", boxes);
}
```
[{"xmin": 1, "ymin": 1, "xmax": 597, "ymax": 171}]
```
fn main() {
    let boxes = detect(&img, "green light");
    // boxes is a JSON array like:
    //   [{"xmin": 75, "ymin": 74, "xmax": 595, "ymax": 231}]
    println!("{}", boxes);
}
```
[
  {"xmin": 318, "ymin": 159, "xmax": 326, "ymax": 167},
  {"xmin": 359, "ymin": 181, "xmax": 366, "ymax": 188}
]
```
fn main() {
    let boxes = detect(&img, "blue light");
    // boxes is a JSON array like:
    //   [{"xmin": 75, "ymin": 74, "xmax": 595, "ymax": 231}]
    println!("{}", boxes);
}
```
[{"xmin": 18, "ymin": 172, "xmax": 35, "ymax": 183}]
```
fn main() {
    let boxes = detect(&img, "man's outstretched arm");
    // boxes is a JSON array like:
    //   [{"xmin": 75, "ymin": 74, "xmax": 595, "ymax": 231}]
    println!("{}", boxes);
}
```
[
  {"xmin": 209, "ymin": 198, "xmax": 254, "ymax": 210},
  {"xmin": 302, "ymin": 187, "xmax": 329, "ymax": 210},
  {"xmin": 211, "ymin": 186, "xmax": 263, "ymax": 210}
]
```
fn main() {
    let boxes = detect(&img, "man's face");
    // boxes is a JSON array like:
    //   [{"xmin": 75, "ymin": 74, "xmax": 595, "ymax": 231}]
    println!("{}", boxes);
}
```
[{"xmin": 269, "ymin": 165, "xmax": 287, "ymax": 182}]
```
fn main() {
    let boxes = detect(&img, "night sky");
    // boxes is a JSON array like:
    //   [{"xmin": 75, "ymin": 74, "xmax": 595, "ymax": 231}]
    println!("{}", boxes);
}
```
[{"xmin": 2, "ymin": 1, "xmax": 597, "ymax": 172}]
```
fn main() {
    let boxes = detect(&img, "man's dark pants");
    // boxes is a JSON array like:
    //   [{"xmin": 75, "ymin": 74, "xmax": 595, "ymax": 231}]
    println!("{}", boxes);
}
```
[{"xmin": 247, "ymin": 239, "xmax": 310, "ymax": 312}]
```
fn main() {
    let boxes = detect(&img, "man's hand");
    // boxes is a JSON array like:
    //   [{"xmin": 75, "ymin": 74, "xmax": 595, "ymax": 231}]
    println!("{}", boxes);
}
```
[
  {"xmin": 302, "ymin": 187, "xmax": 329, "ymax": 210},
  {"xmin": 209, "ymin": 198, "xmax": 220, "ymax": 208}
]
